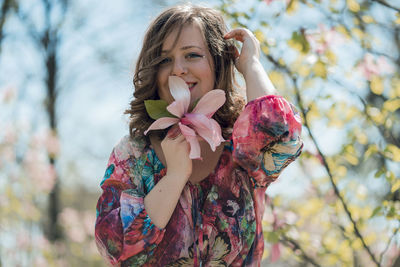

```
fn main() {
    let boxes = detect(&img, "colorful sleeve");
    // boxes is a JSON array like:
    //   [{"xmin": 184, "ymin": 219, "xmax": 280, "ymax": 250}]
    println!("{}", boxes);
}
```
[
  {"xmin": 232, "ymin": 95, "xmax": 303, "ymax": 188},
  {"xmin": 95, "ymin": 136, "xmax": 165, "ymax": 266}
]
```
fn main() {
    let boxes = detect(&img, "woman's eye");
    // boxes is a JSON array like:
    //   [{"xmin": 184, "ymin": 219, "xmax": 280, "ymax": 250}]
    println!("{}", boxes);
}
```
[
  {"xmin": 186, "ymin": 53, "xmax": 203, "ymax": 59},
  {"xmin": 160, "ymin": 57, "xmax": 172, "ymax": 65}
]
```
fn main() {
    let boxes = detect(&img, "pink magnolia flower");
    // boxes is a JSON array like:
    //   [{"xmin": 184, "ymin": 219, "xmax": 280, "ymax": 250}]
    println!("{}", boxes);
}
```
[
  {"xmin": 144, "ymin": 76, "xmax": 226, "ymax": 160},
  {"xmin": 357, "ymin": 53, "xmax": 394, "ymax": 80},
  {"xmin": 264, "ymin": 0, "xmax": 290, "ymax": 5},
  {"xmin": 306, "ymin": 24, "xmax": 345, "ymax": 54}
]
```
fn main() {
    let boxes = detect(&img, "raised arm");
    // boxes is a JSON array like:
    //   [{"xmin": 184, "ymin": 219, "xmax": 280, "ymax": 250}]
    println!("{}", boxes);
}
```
[
  {"xmin": 232, "ymin": 95, "xmax": 303, "ymax": 188},
  {"xmin": 224, "ymin": 28, "xmax": 277, "ymax": 101}
]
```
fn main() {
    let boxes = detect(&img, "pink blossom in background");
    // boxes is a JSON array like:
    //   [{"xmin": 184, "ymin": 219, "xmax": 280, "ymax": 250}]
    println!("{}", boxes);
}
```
[
  {"xmin": 283, "ymin": 210, "xmax": 298, "ymax": 225},
  {"xmin": 1, "ymin": 146, "xmax": 15, "ymax": 166},
  {"xmin": 60, "ymin": 208, "xmax": 79, "ymax": 226},
  {"xmin": 262, "ymin": 207, "xmax": 285, "ymax": 262},
  {"xmin": 44, "ymin": 130, "xmax": 60, "ymax": 157},
  {"xmin": 386, "ymin": 244, "xmax": 400, "ymax": 266},
  {"xmin": 60, "ymin": 208, "xmax": 86, "ymax": 243},
  {"xmin": 272, "ymin": 210, "xmax": 285, "ymax": 230},
  {"xmin": 16, "ymin": 229, "xmax": 31, "ymax": 249},
  {"xmin": 271, "ymin": 243, "xmax": 281, "ymax": 262},
  {"xmin": 264, "ymin": 0, "xmax": 290, "ymax": 5},
  {"xmin": 306, "ymin": 24, "xmax": 345, "ymax": 54},
  {"xmin": 36, "ymin": 235, "xmax": 51, "ymax": 251},
  {"xmin": 59, "ymin": 208, "xmax": 97, "ymax": 244},
  {"xmin": 31, "ymin": 129, "xmax": 60, "ymax": 157},
  {"xmin": 1, "ymin": 85, "xmax": 17, "ymax": 103},
  {"xmin": 34, "ymin": 257, "xmax": 48, "ymax": 266},
  {"xmin": 0, "ymin": 127, "xmax": 17, "ymax": 167},
  {"xmin": 20, "ymin": 131, "xmax": 59, "ymax": 192},
  {"xmin": 68, "ymin": 224, "xmax": 86, "ymax": 243},
  {"xmin": 270, "ymin": 211, "xmax": 285, "ymax": 262},
  {"xmin": 357, "ymin": 53, "xmax": 394, "ymax": 80},
  {"xmin": 4, "ymin": 126, "xmax": 17, "ymax": 144},
  {"xmin": 23, "ymin": 202, "xmax": 39, "ymax": 220},
  {"xmin": 264, "ymin": 0, "xmax": 275, "ymax": 4},
  {"xmin": 24, "ymin": 148, "xmax": 56, "ymax": 192},
  {"xmin": 83, "ymin": 211, "xmax": 96, "ymax": 235}
]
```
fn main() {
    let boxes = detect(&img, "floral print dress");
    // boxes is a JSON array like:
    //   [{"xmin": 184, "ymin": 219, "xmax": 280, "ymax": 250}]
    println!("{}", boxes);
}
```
[{"xmin": 95, "ymin": 95, "xmax": 303, "ymax": 266}]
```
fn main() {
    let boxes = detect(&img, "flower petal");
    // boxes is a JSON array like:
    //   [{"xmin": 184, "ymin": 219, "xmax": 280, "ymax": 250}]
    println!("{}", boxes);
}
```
[
  {"xmin": 144, "ymin": 117, "xmax": 179, "ymax": 135},
  {"xmin": 178, "ymin": 123, "xmax": 202, "ymax": 160},
  {"xmin": 192, "ymin": 89, "xmax": 225, "ymax": 117},
  {"xmin": 184, "ymin": 114, "xmax": 224, "ymax": 151},
  {"xmin": 167, "ymin": 76, "xmax": 191, "ymax": 116},
  {"xmin": 167, "ymin": 101, "xmax": 185, "ymax": 118},
  {"xmin": 206, "ymin": 119, "xmax": 225, "ymax": 150},
  {"xmin": 183, "ymin": 113, "xmax": 212, "ymax": 129}
]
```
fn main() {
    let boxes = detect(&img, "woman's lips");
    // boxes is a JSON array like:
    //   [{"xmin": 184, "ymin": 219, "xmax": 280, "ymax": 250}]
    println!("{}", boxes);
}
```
[{"xmin": 187, "ymin": 82, "xmax": 197, "ymax": 91}]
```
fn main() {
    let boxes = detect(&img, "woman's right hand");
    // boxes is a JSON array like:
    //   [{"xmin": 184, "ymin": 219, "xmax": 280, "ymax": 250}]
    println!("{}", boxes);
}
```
[
  {"xmin": 161, "ymin": 127, "xmax": 193, "ymax": 180},
  {"xmin": 144, "ymin": 127, "xmax": 193, "ymax": 228}
]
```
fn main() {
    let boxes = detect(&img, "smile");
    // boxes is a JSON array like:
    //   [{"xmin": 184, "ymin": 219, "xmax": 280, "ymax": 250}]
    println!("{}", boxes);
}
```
[{"xmin": 187, "ymin": 82, "xmax": 197, "ymax": 91}]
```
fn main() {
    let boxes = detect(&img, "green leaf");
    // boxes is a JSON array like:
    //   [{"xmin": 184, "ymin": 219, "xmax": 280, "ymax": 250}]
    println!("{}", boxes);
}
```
[
  {"xmin": 370, "ymin": 206, "xmax": 382, "ymax": 218},
  {"xmin": 387, "ymin": 206, "xmax": 396, "ymax": 219},
  {"xmin": 266, "ymin": 232, "xmax": 280, "ymax": 243},
  {"xmin": 144, "ymin": 100, "xmax": 176, "ymax": 120},
  {"xmin": 374, "ymin": 167, "xmax": 385, "ymax": 179},
  {"xmin": 291, "ymin": 31, "xmax": 310, "ymax": 53}
]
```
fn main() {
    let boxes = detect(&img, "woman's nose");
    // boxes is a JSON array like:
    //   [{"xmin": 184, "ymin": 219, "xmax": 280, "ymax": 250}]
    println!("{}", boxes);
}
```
[{"xmin": 171, "ymin": 59, "xmax": 187, "ymax": 76}]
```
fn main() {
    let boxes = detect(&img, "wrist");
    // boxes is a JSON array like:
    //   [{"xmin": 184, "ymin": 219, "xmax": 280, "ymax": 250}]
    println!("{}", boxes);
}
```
[
  {"xmin": 241, "ymin": 57, "xmax": 262, "ymax": 78},
  {"xmin": 165, "ymin": 170, "xmax": 191, "ymax": 183}
]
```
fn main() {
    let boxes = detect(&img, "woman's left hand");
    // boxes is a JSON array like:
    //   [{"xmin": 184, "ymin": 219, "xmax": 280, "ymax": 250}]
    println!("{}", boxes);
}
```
[
  {"xmin": 224, "ymin": 28, "xmax": 261, "ymax": 76},
  {"xmin": 224, "ymin": 28, "xmax": 277, "ymax": 100}
]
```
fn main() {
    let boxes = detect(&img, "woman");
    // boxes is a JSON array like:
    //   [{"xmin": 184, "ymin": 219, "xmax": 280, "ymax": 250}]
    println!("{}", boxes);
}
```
[{"xmin": 95, "ymin": 4, "xmax": 303, "ymax": 266}]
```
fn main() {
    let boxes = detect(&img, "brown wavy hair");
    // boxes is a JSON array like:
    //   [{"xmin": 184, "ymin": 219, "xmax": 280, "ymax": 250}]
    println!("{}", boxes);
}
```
[{"xmin": 125, "ymin": 4, "xmax": 245, "ymax": 141}]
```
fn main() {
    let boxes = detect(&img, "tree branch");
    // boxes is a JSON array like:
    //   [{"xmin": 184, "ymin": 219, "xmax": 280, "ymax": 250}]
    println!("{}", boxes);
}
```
[
  {"xmin": 295, "ymin": 77, "xmax": 381, "ymax": 267},
  {"xmin": 379, "ymin": 227, "xmax": 399, "ymax": 265},
  {"xmin": 263, "ymin": 53, "xmax": 381, "ymax": 267},
  {"xmin": 280, "ymin": 235, "xmax": 322, "ymax": 267},
  {"xmin": 330, "ymin": 78, "xmax": 400, "ymax": 148},
  {"xmin": 222, "ymin": 3, "xmax": 386, "ymax": 266},
  {"xmin": 269, "ymin": 201, "xmax": 321, "ymax": 267},
  {"xmin": 371, "ymin": 0, "xmax": 400, "ymax": 13},
  {"xmin": 0, "ymin": 0, "xmax": 15, "ymax": 53}
]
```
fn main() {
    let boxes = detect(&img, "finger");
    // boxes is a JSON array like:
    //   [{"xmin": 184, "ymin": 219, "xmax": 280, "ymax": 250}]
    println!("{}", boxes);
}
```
[
  {"xmin": 174, "ymin": 134, "xmax": 186, "ymax": 143},
  {"xmin": 224, "ymin": 29, "xmax": 252, "ymax": 43},
  {"xmin": 224, "ymin": 29, "xmax": 244, "ymax": 42},
  {"xmin": 162, "ymin": 134, "xmax": 185, "ymax": 150},
  {"xmin": 167, "ymin": 126, "xmax": 181, "ymax": 139},
  {"xmin": 168, "ymin": 134, "xmax": 186, "ymax": 147},
  {"xmin": 231, "ymin": 46, "xmax": 240, "ymax": 59}
]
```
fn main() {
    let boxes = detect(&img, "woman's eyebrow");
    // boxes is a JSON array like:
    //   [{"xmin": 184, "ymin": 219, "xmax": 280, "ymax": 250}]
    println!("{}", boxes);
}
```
[
  {"xmin": 181, "ymin": 45, "xmax": 202, "ymax": 50},
  {"xmin": 161, "ymin": 45, "xmax": 203, "ymax": 54}
]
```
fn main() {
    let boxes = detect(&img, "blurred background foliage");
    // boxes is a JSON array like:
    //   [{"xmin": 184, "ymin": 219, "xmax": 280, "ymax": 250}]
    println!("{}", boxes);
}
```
[{"xmin": 0, "ymin": 0, "xmax": 399, "ymax": 266}]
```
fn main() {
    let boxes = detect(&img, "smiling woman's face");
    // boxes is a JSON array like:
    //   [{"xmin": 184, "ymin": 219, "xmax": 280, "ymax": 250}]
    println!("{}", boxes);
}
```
[{"xmin": 156, "ymin": 22, "xmax": 215, "ymax": 105}]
